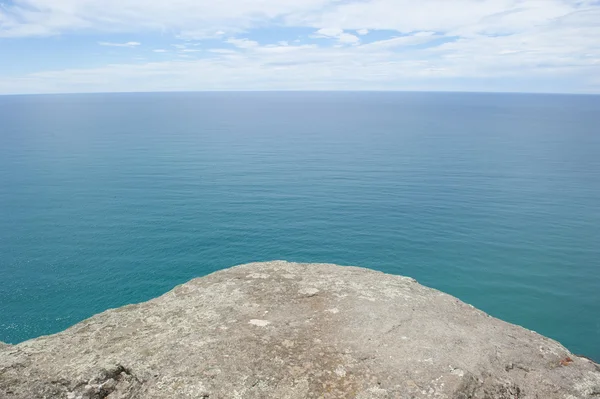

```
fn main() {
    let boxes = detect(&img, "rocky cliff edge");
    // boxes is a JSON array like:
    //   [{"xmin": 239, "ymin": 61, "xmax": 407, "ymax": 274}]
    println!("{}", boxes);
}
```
[{"xmin": 1, "ymin": 261, "xmax": 599, "ymax": 398}]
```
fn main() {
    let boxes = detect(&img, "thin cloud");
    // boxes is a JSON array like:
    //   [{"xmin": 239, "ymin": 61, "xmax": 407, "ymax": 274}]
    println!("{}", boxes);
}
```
[
  {"xmin": 98, "ymin": 41, "xmax": 141, "ymax": 48},
  {"xmin": 227, "ymin": 38, "xmax": 259, "ymax": 49},
  {"xmin": 313, "ymin": 28, "xmax": 360, "ymax": 44},
  {"xmin": 0, "ymin": 0, "xmax": 598, "ymax": 93}
]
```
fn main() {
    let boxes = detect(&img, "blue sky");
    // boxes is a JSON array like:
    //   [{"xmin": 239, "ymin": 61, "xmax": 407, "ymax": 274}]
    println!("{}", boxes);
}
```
[{"xmin": 1, "ymin": 0, "xmax": 599, "ymax": 94}]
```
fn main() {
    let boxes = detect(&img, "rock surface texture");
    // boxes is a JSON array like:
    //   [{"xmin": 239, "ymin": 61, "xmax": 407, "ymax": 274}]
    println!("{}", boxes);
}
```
[{"xmin": 1, "ymin": 261, "xmax": 599, "ymax": 399}]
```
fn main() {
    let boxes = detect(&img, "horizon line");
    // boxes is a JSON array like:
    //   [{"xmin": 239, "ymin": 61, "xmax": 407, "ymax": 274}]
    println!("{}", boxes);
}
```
[{"xmin": 1, "ymin": 89, "xmax": 599, "ymax": 97}]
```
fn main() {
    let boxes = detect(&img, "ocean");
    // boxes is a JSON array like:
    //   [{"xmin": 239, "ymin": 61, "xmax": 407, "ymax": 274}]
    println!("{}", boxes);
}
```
[{"xmin": 0, "ymin": 92, "xmax": 599, "ymax": 361}]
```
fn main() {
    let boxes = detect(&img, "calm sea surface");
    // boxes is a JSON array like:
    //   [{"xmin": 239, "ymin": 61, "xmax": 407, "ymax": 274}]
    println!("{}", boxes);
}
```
[{"xmin": 1, "ymin": 92, "xmax": 599, "ymax": 360}]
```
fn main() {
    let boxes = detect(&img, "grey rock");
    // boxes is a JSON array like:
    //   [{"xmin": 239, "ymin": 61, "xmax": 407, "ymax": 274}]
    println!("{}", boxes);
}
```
[{"xmin": 1, "ymin": 261, "xmax": 599, "ymax": 398}]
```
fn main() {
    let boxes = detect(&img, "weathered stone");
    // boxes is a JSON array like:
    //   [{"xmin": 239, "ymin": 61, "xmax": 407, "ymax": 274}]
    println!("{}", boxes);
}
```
[{"xmin": 1, "ymin": 261, "xmax": 598, "ymax": 398}]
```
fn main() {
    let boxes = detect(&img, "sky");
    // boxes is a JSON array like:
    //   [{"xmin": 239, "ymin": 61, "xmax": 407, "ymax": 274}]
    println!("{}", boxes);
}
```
[{"xmin": 0, "ymin": 0, "xmax": 599, "ymax": 94}]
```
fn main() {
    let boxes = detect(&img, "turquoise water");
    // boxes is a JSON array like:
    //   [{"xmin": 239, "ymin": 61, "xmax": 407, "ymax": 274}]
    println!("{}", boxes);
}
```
[{"xmin": 0, "ymin": 92, "xmax": 599, "ymax": 360}]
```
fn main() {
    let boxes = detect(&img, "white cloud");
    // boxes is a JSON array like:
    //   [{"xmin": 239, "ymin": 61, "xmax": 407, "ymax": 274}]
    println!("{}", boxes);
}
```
[
  {"xmin": 98, "ymin": 41, "xmax": 141, "ymax": 47},
  {"xmin": 315, "ymin": 28, "xmax": 344, "ymax": 37},
  {"xmin": 178, "ymin": 29, "xmax": 230, "ymax": 40},
  {"xmin": 255, "ymin": 44, "xmax": 318, "ymax": 54},
  {"xmin": 2, "ymin": 29, "xmax": 596, "ymax": 94},
  {"xmin": 0, "ymin": 0, "xmax": 332, "ymax": 38},
  {"xmin": 361, "ymin": 32, "xmax": 439, "ymax": 49},
  {"xmin": 209, "ymin": 49, "xmax": 238, "ymax": 54},
  {"xmin": 153, "ymin": 49, "xmax": 167, "ymax": 53},
  {"xmin": 337, "ymin": 33, "xmax": 360, "ymax": 44},
  {"xmin": 227, "ymin": 38, "xmax": 259, "ymax": 49},
  {"xmin": 314, "ymin": 28, "xmax": 360, "ymax": 44},
  {"xmin": 0, "ymin": 0, "xmax": 599, "ymax": 93},
  {"xmin": 289, "ymin": 0, "xmax": 579, "ymax": 34},
  {"xmin": 0, "ymin": 0, "xmax": 596, "ymax": 41}
]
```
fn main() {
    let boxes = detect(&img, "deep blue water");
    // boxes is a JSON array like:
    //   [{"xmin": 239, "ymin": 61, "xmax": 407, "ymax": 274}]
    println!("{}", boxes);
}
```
[{"xmin": 0, "ymin": 92, "xmax": 599, "ymax": 360}]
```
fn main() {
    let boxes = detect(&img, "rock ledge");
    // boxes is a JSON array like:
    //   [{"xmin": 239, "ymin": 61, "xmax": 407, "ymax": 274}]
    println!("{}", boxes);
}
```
[{"xmin": 1, "ymin": 261, "xmax": 599, "ymax": 398}]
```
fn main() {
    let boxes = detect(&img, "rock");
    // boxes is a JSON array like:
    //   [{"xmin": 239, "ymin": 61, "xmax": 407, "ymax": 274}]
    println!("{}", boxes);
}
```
[{"xmin": 1, "ymin": 261, "xmax": 599, "ymax": 398}]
